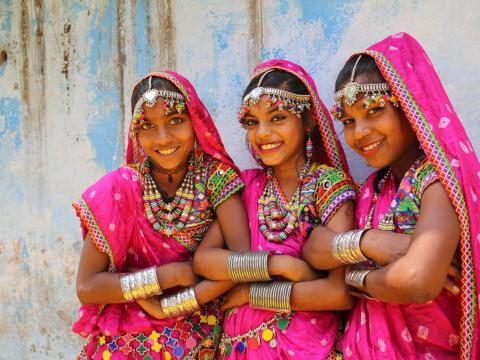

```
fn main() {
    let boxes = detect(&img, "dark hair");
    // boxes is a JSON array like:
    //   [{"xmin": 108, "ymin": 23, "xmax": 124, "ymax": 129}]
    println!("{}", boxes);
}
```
[
  {"xmin": 130, "ymin": 76, "xmax": 184, "ymax": 115},
  {"xmin": 335, "ymin": 55, "xmax": 386, "ymax": 92}
]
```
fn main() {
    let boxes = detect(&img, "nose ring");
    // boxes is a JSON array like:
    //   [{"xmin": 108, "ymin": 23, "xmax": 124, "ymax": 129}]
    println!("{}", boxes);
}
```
[{"xmin": 362, "ymin": 128, "xmax": 369, "ymax": 135}]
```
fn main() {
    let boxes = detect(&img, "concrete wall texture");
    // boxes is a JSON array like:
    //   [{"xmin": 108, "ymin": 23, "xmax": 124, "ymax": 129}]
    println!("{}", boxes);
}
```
[{"xmin": 0, "ymin": 0, "xmax": 479, "ymax": 358}]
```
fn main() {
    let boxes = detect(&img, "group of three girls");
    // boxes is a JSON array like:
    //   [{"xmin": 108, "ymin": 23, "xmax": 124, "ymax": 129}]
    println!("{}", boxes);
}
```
[{"xmin": 73, "ymin": 33, "xmax": 480, "ymax": 359}]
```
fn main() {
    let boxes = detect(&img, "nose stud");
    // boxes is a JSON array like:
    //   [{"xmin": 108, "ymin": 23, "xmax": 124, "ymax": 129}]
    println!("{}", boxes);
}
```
[{"xmin": 362, "ymin": 128, "xmax": 370, "ymax": 135}]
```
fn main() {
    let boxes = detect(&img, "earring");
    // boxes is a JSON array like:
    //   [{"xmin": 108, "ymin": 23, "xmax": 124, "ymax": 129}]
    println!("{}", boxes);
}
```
[
  {"xmin": 193, "ymin": 139, "xmax": 203, "ymax": 168},
  {"xmin": 305, "ymin": 132, "xmax": 313, "ymax": 163}
]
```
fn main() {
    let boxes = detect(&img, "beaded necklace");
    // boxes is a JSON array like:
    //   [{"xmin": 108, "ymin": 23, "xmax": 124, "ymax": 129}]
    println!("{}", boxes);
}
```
[
  {"xmin": 142, "ymin": 155, "xmax": 198, "ymax": 236},
  {"xmin": 258, "ymin": 161, "xmax": 311, "ymax": 242}
]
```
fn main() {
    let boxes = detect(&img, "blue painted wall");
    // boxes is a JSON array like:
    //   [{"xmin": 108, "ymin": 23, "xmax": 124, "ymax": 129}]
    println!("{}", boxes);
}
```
[{"xmin": 0, "ymin": 1, "xmax": 479, "ymax": 357}]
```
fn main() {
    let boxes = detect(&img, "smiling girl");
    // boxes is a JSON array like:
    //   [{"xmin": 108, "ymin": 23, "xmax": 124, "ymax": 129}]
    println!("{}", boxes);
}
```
[
  {"xmin": 194, "ymin": 60, "xmax": 356, "ymax": 359},
  {"xmin": 72, "ymin": 72, "xmax": 248, "ymax": 359},
  {"xmin": 305, "ymin": 33, "xmax": 480, "ymax": 359}
]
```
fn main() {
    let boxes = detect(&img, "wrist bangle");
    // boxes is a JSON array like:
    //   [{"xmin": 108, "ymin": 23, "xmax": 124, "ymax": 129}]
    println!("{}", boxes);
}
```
[
  {"xmin": 249, "ymin": 281, "xmax": 294, "ymax": 313},
  {"xmin": 332, "ymin": 229, "xmax": 368, "ymax": 264},
  {"xmin": 119, "ymin": 266, "xmax": 162, "ymax": 302},
  {"xmin": 345, "ymin": 269, "xmax": 372, "ymax": 289},
  {"xmin": 228, "ymin": 251, "xmax": 271, "ymax": 282},
  {"xmin": 160, "ymin": 286, "xmax": 200, "ymax": 318}
]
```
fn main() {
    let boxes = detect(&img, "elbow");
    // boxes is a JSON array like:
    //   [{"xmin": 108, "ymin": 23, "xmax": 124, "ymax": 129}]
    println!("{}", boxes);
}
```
[
  {"xmin": 192, "ymin": 250, "xmax": 206, "ymax": 276},
  {"xmin": 76, "ymin": 281, "xmax": 93, "ymax": 306},
  {"xmin": 302, "ymin": 241, "xmax": 329, "ymax": 270},
  {"xmin": 395, "ymin": 267, "xmax": 443, "ymax": 304}
]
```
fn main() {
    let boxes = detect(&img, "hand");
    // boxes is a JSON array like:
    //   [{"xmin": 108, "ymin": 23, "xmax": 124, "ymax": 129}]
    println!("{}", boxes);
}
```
[
  {"xmin": 443, "ymin": 261, "xmax": 460, "ymax": 295},
  {"xmin": 221, "ymin": 283, "xmax": 250, "ymax": 311},
  {"xmin": 136, "ymin": 296, "xmax": 167, "ymax": 319},
  {"xmin": 276, "ymin": 255, "xmax": 319, "ymax": 282}
]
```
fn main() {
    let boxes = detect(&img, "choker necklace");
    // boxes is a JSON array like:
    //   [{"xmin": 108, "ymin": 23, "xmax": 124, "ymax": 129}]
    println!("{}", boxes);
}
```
[
  {"xmin": 257, "ymin": 161, "xmax": 311, "ymax": 242},
  {"xmin": 150, "ymin": 161, "xmax": 187, "ymax": 183}
]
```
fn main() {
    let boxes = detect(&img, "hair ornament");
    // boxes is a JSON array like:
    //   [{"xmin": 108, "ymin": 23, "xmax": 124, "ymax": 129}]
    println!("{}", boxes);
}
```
[
  {"xmin": 238, "ymin": 71, "xmax": 311, "ymax": 126},
  {"xmin": 330, "ymin": 55, "xmax": 399, "ymax": 119},
  {"xmin": 133, "ymin": 76, "xmax": 186, "ymax": 116}
]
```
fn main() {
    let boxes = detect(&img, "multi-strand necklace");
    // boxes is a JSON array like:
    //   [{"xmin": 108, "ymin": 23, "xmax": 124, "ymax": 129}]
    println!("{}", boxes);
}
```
[
  {"xmin": 142, "ymin": 156, "xmax": 196, "ymax": 236},
  {"xmin": 258, "ymin": 162, "xmax": 311, "ymax": 242}
]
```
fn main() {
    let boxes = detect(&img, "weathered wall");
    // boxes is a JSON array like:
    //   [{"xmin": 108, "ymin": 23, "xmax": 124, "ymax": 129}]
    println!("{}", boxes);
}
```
[{"xmin": 0, "ymin": 0, "xmax": 478, "ymax": 358}]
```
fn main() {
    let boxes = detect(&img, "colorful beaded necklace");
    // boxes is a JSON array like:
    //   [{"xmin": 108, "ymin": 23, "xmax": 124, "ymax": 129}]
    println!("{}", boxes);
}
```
[
  {"xmin": 142, "ymin": 155, "xmax": 198, "ymax": 236},
  {"xmin": 258, "ymin": 162, "xmax": 311, "ymax": 242}
]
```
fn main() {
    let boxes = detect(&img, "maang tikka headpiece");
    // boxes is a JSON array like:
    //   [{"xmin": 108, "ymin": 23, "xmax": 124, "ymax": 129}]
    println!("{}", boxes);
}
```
[
  {"xmin": 330, "ymin": 55, "xmax": 399, "ymax": 119},
  {"xmin": 131, "ymin": 76, "xmax": 187, "ymax": 133},
  {"xmin": 238, "ymin": 70, "xmax": 311, "ymax": 126}
]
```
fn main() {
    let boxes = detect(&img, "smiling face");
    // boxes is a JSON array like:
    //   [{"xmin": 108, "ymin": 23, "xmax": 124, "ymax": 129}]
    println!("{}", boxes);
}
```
[
  {"xmin": 137, "ymin": 98, "xmax": 195, "ymax": 170},
  {"xmin": 243, "ymin": 95, "xmax": 307, "ymax": 170},
  {"xmin": 339, "ymin": 74, "xmax": 420, "ymax": 177}
]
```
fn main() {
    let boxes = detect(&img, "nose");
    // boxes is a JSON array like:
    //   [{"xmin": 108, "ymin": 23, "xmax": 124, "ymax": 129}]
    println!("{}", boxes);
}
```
[
  {"xmin": 256, "ymin": 121, "xmax": 272, "ymax": 139},
  {"xmin": 153, "ymin": 124, "xmax": 173, "ymax": 145},
  {"xmin": 354, "ymin": 119, "xmax": 372, "ymax": 140}
]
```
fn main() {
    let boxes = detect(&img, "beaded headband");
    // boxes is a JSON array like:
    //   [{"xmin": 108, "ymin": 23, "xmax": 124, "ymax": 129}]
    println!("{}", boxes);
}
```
[
  {"xmin": 238, "ymin": 70, "xmax": 311, "ymax": 125},
  {"xmin": 330, "ymin": 55, "xmax": 398, "ymax": 119},
  {"xmin": 133, "ymin": 76, "xmax": 186, "ymax": 116}
]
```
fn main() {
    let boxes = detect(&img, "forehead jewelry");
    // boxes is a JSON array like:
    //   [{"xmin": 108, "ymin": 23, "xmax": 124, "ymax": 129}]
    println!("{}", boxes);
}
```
[
  {"xmin": 330, "ymin": 55, "xmax": 398, "ymax": 119},
  {"xmin": 133, "ymin": 76, "xmax": 186, "ymax": 116},
  {"xmin": 238, "ymin": 70, "xmax": 311, "ymax": 126}
]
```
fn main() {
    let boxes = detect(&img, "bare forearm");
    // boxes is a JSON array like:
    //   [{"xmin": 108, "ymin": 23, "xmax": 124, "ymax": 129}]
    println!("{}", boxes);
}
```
[
  {"xmin": 303, "ymin": 226, "xmax": 341, "ymax": 270},
  {"xmin": 290, "ymin": 278, "xmax": 353, "ymax": 311},
  {"xmin": 195, "ymin": 280, "xmax": 235, "ymax": 305},
  {"xmin": 193, "ymin": 248, "xmax": 232, "ymax": 280}
]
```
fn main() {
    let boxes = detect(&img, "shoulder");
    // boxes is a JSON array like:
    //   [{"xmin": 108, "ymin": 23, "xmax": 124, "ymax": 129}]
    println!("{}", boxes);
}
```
[
  {"xmin": 240, "ymin": 168, "xmax": 264, "ymax": 187},
  {"xmin": 309, "ymin": 164, "xmax": 353, "ymax": 188},
  {"xmin": 81, "ymin": 167, "xmax": 141, "ymax": 200},
  {"xmin": 413, "ymin": 158, "xmax": 438, "ymax": 197}
]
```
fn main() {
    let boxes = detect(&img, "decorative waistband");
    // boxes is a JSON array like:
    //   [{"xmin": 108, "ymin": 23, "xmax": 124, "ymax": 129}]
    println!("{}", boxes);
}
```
[{"xmin": 219, "ymin": 312, "xmax": 292, "ymax": 356}]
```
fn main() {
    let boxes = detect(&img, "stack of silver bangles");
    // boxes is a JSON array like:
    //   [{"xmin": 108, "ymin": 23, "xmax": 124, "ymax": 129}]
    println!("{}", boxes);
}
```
[
  {"xmin": 345, "ymin": 269, "xmax": 372, "ymax": 289},
  {"xmin": 331, "ymin": 229, "xmax": 368, "ymax": 264},
  {"xmin": 160, "ymin": 287, "xmax": 200, "ymax": 318},
  {"xmin": 227, "ymin": 251, "xmax": 271, "ymax": 282},
  {"xmin": 250, "ymin": 281, "xmax": 294, "ymax": 313},
  {"xmin": 120, "ymin": 266, "xmax": 162, "ymax": 301}
]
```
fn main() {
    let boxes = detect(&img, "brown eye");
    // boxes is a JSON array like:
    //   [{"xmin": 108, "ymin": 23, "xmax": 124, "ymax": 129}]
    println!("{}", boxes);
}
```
[
  {"xmin": 342, "ymin": 118, "xmax": 354, "ymax": 126},
  {"xmin": 244, "ymin": 119, "xmax": 258, "ymax": 127},
  {"xmin": 140, "ymin": 122, "xmax": 154, "ymax": 130}
]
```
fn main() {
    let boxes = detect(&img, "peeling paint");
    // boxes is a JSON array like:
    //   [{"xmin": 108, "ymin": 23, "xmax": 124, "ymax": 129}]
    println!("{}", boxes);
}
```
[{"xmin": 0, "ymin": 1, "xmax": 479, "ymax": 359}]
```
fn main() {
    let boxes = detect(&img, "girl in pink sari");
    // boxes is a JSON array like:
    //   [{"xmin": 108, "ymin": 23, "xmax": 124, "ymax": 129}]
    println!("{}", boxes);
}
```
[
  {"xmin": 194, "ymin": 60, "xmax": 357, "ymax": 359},
  {"xmin": 306, "ymin": 33, "xmax": 479, "ymax": 359},
  {"xmin": 73, "ymin": 71, "xmax": 249, "ymax": 359}
]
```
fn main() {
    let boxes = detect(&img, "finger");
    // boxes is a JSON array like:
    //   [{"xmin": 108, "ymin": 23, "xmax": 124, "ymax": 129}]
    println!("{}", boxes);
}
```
[
  {"xmin": 447, "ymin": 265, "xmax": 460, "ymax": 280},
  {"xmin": 443, "ymin": 278, "xmax": 460, "ymax": 295}
]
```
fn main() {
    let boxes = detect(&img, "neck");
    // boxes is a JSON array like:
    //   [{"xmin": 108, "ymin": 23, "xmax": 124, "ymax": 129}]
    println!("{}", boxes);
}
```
[
  {"xmin": 272, "ymin": 153, "xmax": 308, "ymax": 188},
  {"xmin": 390, "ymin": 142, "xmax": 422, "ymax": 184},
  {"xmin": 152, "ymin": 168, "xmax": 187, "ymax": 197}
]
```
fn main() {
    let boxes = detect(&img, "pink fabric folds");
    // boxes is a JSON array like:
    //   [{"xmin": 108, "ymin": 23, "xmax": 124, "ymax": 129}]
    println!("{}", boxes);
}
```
[{"xmin": 344, "ymin": 32, "xmax": 480, "ymax": 359}]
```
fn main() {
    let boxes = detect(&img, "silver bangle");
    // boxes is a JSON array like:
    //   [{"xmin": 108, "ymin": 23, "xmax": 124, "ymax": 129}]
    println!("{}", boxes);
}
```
[
  {"xmin": 227, "ymin": 251, "xmax": 271, "ymax": 282},
  {"xmin": 345, "ymin": 269, "xmax": 372, "ymax": 289},
  {"xmin": 332, "ymin": 230, "xmax": 368, "ymax": 264},
  {"xmin": 249, "ymin": 281, "xmax": 294, "ymax": 313}
]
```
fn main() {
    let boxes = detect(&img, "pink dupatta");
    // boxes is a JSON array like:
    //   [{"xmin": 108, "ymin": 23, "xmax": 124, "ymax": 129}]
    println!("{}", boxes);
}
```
[{"xmin": 350, "ymin": 33, "xmax": 479, "ymax": 359}]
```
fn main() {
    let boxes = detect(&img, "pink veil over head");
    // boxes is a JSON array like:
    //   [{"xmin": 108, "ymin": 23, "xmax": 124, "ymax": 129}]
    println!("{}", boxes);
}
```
[
  {"xmin": 357, "ymin": 32, "xmax": 480, "ymax": 359},
  {"xmin": 126, "ymin": 71, "xmax": 238, "ymax": 173},
  {"xmin": 248, "ymin": 59, "xmax": 351, "ymax": 176}
]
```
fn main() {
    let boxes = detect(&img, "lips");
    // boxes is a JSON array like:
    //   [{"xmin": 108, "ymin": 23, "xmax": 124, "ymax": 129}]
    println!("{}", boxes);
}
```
[
  {"xmin": 258, "ymin": 142, "xmax": 283, "ymax": 153},
  {"xmin": 155, "ymin": 147, "xmax": 179, "ymax": 156},
  {"xmin": 358, "ymin": 139, "xmax": 384, "ymax": 155}
]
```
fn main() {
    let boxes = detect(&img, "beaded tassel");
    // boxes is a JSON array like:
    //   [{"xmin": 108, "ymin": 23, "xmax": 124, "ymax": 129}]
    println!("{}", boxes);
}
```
[{"xmin": 305, "ymin": 133, "xmax": 313, "ymax": 162}]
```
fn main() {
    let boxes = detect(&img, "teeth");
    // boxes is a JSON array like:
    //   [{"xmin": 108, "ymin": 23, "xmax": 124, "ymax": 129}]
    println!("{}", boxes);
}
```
[
  {"xmin": 361, "ymin": 140, "xmax": 382, "ymax": 152},
  {"xmin": 260, "ymin": 143, "xmax": 281, "ymax": 150},
  {"xmin": 157, "ymin": 147, "xmax": 177, "ymax": 155}
]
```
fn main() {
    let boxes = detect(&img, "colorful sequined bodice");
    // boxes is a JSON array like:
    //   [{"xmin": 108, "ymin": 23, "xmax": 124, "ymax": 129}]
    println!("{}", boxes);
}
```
[{"xmin": 367, "ymin": 156, "xmax": 437, "ymax": 234}]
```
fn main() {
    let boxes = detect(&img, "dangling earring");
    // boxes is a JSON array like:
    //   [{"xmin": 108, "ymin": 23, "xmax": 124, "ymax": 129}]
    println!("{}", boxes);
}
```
[
  {"xmin": 193, "ymin": 139, "xmax": 203, "ymax": 168},
  {"xmin": 305, "ymin": 132, "xmax": 313, "ymax": 164}
]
